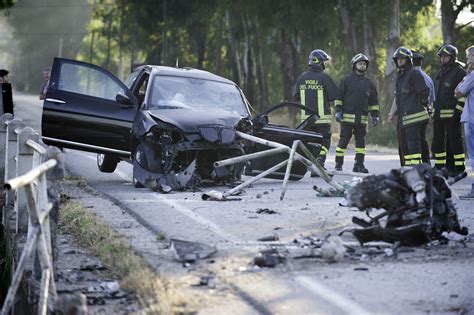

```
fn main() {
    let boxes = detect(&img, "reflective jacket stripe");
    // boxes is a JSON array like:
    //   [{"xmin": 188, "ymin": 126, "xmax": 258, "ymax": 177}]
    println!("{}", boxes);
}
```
[
  {"xmin": 402, "ymin": 111, "xmax": 429, "ymax": 126},
  {"xmin": 368, "ymin": 105, "xmax": 379, "ymax": 111}
]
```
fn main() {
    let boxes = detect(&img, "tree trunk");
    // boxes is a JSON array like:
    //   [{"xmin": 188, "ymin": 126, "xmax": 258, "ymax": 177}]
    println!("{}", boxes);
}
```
[
  {"xmin": 105, "ymin": 12, "xmax": 113, "ymax": 68},
  {"xmin": 195, "ymin": 32, "xmax": 207, "ymax": 69},
  {"xmin": 214, "ymin": 16, "xmax": 223, "ymax": 74},
  {"xmin": 441, "ymin": 0, "xmax": 456, "ymax": 44},
  {"xmin": 241, "ymin": 13, "xmax": 256, "ymax": 106},
  {"xmin": 254, "ymin": 17, "xmax": 269, "ymax": 110},
  {"xmin": 363, "ymin": 0, "xmax": 378, "ymax": 84},
  {"xmin": 280, "ymin": 27, "xmax": 299, "ymax": 124},
  {"xmin": 339, "ymin": 0, "xmax": 358, "ymax": 59},
  {"xmin": 440, "ymin": 0, "xmax": 470, "ymax": 45},
  {"xmin": 226, "ymin": 10, "xmax": 241, "ymax": 86},
  {"xmin": 118, "ymin": 0, "xmax": 125, "ymax": 79},
  {"xmin": 162, "ymin": 0, "xmax": 168, "ymax": 65},
  {"xmin": 383, "ymin": 0, "xmax": 399, "ymax": 111}
]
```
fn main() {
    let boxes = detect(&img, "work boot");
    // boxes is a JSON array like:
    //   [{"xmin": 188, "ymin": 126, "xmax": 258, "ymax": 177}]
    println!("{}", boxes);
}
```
[
  {"xmin": 334, "ymin": 163, "xmax": 343, "ymax": 171},
  {"xmin": 353, "ymin": 164, "xmax": 369, "ymax": 174}
]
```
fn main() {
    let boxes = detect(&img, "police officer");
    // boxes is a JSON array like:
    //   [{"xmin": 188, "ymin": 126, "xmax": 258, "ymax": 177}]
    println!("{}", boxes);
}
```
[
  {"xmin": 432, "ymin": 44, "xmax": 466, "ymax": 176},
  {"xmin": 293, "ymin": 49, "xmax": 339, "ymax": 168},
  {"xmin": 334, "ymin": 53, "xmax": 379, "ymax": 173},
  {"xmin": 393, "ymin": 47, "xmax": 430, "ymax": 166}
]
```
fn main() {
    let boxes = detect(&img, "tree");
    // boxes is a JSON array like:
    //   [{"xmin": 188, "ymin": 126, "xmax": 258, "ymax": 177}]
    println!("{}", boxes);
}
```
[
  {"xmin": 384, "ymin": 0, "xmax": 400, "ymax": 107},
  {"xmin": 0, "ymin": 0, "xmax": 14, "ymax": 10},
  {"xmin": 440, "ymin": 0, "xmax": 472, "ymax": 44}
]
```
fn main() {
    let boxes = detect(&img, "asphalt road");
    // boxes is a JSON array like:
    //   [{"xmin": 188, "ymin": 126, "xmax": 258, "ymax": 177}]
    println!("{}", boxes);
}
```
[{"xmin": 12, "ymin": 91, "xmax": 474, "ymax": 314}]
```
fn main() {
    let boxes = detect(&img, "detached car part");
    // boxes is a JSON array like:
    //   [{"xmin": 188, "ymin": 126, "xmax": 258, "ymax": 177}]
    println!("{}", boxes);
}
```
[{"xmin": 343, "ymin": 164, "xmax": 468, "ymax": 245}]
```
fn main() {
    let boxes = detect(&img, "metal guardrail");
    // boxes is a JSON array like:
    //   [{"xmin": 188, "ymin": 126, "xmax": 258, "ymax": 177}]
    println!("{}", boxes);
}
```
[{"xmin": 0, "ymin": 113, "xmax": 64, "ymax": 315}]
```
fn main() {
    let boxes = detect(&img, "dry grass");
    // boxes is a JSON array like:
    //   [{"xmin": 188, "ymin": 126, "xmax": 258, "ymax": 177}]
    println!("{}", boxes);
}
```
[{"xmin": 59, "ymin": 201, "xmax": 197, "ymax": 314}]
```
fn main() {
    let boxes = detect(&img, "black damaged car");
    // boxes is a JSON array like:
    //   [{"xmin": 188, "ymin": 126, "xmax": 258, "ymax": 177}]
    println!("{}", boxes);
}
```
[{"xmin": 42, "ymin": 57, "xmax": 323, "ymax": 190}]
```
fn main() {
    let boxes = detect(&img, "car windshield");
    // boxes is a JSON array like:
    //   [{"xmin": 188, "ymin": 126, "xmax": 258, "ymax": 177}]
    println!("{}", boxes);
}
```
[{"xmin": 148, "ymin": 75, "xmax": 248, "ymax": 116}]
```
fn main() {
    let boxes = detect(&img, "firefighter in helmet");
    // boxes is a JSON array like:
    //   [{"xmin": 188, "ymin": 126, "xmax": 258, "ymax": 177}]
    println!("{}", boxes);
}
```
[
  {"xmin": 393, "ymin": 46, "xmax": 430, "ymax": 167},
  {"xmin": 293, "ymin": 49, "xmax": 339, "ymax": 169},
  {"xmin": 432, "ymin": 44, "xmax": 466, "ymax": 176},
  {"xmin": 334, "ymin": 53, "xmax": 379, "ymax": 173}
]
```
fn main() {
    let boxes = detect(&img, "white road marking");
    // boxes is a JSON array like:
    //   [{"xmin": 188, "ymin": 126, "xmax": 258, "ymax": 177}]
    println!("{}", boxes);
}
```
[
  {"xmin": 150, "ymin": 192, "xmax": 240, "ymax": 243},
  {"xmin": 295, "ymin": 276, "xmax": 372, "ymax": 315},
  {"xmin": 74, "ymin": 151, "xmax": 239, "ymax": 243}
]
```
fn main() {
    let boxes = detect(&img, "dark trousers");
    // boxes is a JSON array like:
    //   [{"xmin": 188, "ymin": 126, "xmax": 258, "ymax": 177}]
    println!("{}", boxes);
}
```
[
  {"xmin": 400, "ymin": 123, "xmax": 428, "ymax": 165},
  {"xmin": 432, "ymin": 118, "xmax": 465, "ymax": 172},
  {"xmin": 335, "ymin": 123, "xmax": 367, "ymax": 166},
  {"xmin": 308, "ymin": 124, "xmax": 331, "ymax": 166},
  {"xmin": 398, "ymin": 123, "xmax": 430, "ymax": 166}
]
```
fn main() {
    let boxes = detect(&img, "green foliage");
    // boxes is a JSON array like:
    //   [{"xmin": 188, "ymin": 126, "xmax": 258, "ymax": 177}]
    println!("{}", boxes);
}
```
[
  {"xmin": 3, "ymin": 1, "xmax": 472, "ymax": 147},
  {"xmin": 0, "ymin": 0, "xmax": 14, "ymax": 11}
]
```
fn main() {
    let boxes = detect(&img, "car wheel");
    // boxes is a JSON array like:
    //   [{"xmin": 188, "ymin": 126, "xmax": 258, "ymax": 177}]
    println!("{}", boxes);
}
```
[{"xmin": 97, "ymin": 154, "xmax": 119, "ymax": 173}]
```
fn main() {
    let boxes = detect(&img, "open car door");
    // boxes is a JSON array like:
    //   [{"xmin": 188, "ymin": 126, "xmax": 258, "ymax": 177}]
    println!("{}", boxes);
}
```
[
  {"xmin": 246, "ymin": 102, "xmax": 323, "ymax": 180},
  {"xmin": 42, "ymin": 57, "xmax": 137, "ymax": 158}
]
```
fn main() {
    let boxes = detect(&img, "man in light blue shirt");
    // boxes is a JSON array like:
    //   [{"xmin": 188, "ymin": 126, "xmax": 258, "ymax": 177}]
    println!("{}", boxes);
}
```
[{"xmin": 455, "ymin": 45, "xmax": 474, "ymax": 199}]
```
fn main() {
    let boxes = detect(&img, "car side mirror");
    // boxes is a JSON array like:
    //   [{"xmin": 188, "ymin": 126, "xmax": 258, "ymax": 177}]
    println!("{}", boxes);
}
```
[
  {"xmin": 252, "ymin": 115, "xmax": 269, "ymax": 127},
  {"xmin": 116, "ymin": 93, "xmax": 135, "ymax": 107}
]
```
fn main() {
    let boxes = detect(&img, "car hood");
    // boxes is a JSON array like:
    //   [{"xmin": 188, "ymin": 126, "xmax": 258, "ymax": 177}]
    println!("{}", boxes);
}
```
[{"xmin": 147, "ymin": 108, "xmax": 243, "ymax": 133}]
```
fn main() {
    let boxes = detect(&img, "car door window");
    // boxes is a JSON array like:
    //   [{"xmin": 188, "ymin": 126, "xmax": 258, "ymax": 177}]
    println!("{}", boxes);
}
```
[{"xmin": 58, "ymin": 63, "xmax": 125, "ymax": 100}]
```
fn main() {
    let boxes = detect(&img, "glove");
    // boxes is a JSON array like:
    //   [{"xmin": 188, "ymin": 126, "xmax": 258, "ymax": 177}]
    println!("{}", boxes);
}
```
[
  {"xmin": 372, "ymin": 116, "xmax": 379, "ymax": 127},
  {"xmin": 426, "ymin": 104, "xmax": 433, "ymax": 118},
  {"xmin": 335, "ymin": 112, "xmax": 343, "ymax": 122}
]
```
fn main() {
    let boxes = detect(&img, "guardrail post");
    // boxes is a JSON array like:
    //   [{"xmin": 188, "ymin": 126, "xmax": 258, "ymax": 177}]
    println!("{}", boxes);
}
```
[
  {"xmin": 45, "ymin": 147, "xmax": 63, "ymax": 272},
  {"xmin": 4, "ymin": 118, "xmax": 24, "ymax": 225},
  {"xmin": 16, "ymin": 127, "xmax": 41, "ymax": 234},
  {"xmin": 0, "ymin": 113, "xmax": 13, "ymax": 209}
]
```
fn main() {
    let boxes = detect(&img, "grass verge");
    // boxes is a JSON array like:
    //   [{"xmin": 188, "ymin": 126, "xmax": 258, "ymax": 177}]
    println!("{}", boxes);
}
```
[{"xmin": 59, "ymin": 200, "xmax": 195, "ymax": 314}]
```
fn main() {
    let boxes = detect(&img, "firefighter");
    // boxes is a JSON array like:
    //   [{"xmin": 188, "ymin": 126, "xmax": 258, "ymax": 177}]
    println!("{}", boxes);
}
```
[
  {"xmin": 412, "ymin": 51, "xmax": 435, "ymax": 164},
  {"xmin": 334, "ymin": 53, "xmax": 379, "ymax": 173},
  {"xmin": 432, "ymin": 44, "xmax": 466, "ymax": 176},
  {"xmin": 393, "ymin": 47, "xmax": 430, "ymax": 166},
  {"xmin": 293, "ymin": 49, "xmax": 339, "ymax": 168}
]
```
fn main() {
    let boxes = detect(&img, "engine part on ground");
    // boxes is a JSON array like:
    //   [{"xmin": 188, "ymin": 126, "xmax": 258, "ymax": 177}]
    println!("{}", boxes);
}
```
[{"xmin": 343, "ymin": 164, "xmax": 468, "ymax": 245}]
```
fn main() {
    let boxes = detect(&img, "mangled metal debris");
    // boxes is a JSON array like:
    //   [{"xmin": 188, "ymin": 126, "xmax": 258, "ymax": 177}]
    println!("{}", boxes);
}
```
[
  {"xmin": 169, "ymin": 238, "xmax": 217, "ymax": 262},
  {"xmin": 253, "ymin": 249, "xmax": 285, "ymax": 268},
  {"xmin": 313, "ymin": 178, "xmax": 362, "ymax": 197},
  {"xmin": 340, "ymin": 164, "xmax": 468, "ymax": 246},
  {"xmin": 202, "ymin": 133, "xmax": 343, "ymax": 201}
]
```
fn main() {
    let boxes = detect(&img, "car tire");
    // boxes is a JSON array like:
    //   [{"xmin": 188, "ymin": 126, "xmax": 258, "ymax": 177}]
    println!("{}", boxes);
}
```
[{"xmin": 97, "ymin": 154, "xmax": 119, "ymax": 173}]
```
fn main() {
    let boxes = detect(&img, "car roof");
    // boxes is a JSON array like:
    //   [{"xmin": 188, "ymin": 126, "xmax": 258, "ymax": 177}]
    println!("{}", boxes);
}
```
[{"xmin": 136, "ymin": 65, "xmax": 235, "ymax": 85}]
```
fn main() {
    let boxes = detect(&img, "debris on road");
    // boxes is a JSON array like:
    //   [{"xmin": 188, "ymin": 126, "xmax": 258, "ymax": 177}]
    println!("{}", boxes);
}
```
[
  {"xmin": 320, "ymin": 236, "xmax": 346, "ymax": 262},
  {"xmin": 256, "ymin": 208, "xmax": 279, "ymax": 215},
  {"xmin": 253, "ymin": 249, "xmax": 285, "ymax": 268},
  {"xmin": 313, "ymin": 178, "xmax": 361, "ymax": 197},
  {"xmin": 341, "ymin": 164, "xmax": 469, "ymax": 245},
  {"xmin": 257, "ymin": 235, "xmax": 280, "ymax": 242},
  {"xmin": 170, "ymin": 238, "xmax": 217, "ymax": 262}
]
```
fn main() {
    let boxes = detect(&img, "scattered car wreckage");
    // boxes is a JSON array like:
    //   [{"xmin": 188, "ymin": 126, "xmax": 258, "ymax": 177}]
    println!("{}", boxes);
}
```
[
  {"xmin": 340, "ymin": 164, "xmax": 468, "ymax": 246},
  {"xmin": 42, "ymin": 57, "xmax": 331, "ymax": 192}
]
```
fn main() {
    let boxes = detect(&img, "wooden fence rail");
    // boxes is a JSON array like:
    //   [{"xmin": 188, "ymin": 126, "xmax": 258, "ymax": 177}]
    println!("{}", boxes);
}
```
[{"xmin": 1, "ymin": 113, "xmax": 64, "ymax": 315}]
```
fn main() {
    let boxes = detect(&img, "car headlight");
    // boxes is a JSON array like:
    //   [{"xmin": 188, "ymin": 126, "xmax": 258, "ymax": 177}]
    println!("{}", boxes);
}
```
[{"xmin": 198, "ymin": 126, "xmax": 235, "ymax": 144}]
